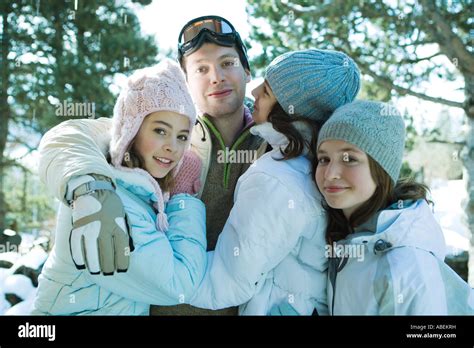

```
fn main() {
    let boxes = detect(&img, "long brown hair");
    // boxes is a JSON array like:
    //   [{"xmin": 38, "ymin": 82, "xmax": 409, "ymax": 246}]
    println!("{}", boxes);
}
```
[
  {"xmin": 107, "ymin": 139, "xmax": 175, "ymax": 193},
  {"xmin": 314, "ymin": 155, "xmax": 430, "ymax": 244},
  {"xmin": 268, "ymin": 102, "xmax": 322, "ymax": 160}
]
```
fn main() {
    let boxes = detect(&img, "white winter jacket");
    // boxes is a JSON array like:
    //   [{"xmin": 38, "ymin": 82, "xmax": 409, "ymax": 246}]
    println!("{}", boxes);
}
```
[
  {"xmin": 189, "ymin": 122, "xmax": 328, "ymax": 315},
  {"xmin": 328, "ymin": 199, "xmax": 474, "ymax": 315}
]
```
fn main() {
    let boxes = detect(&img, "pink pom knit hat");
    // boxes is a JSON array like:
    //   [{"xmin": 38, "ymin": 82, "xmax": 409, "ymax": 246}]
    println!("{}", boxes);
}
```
[{"xmin": 110, "ymin": 59, "xmax": 196, "ymax": 232}]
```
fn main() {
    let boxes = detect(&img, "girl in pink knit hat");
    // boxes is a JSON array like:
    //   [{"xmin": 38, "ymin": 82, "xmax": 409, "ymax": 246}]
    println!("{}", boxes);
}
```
[
  {"xmin": 33, "ymin": 59, "xmax": 207, "ymax": 315},
  {"xmin": 109, "ymin": 59, "xmax": 200, "ymax": 231}
]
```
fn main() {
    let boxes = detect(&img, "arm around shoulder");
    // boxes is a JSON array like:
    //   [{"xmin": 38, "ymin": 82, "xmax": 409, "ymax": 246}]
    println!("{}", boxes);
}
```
[
  {"xmin": 190, "ymin": 172, "xmax": 309, "ymax": 309},
  {"xmin": 38, "ymin": 117, "xmax": 114, "ymax": 203}
]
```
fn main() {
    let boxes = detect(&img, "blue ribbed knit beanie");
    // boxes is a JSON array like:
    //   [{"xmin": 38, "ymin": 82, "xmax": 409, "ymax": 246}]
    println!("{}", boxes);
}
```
[
  {"xmin": 317, "ymin": 100, "xmax": 406, "ymax": 184},
  {"xmin": 264, "ymin": 49, "xmax": 360, "ymax": 122}
]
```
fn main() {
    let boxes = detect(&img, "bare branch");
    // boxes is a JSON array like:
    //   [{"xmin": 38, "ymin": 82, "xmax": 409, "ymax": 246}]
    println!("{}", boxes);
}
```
[
  {"xmin": 7, "ymin": 135, "xmax": 39, "ymax": 153},
  {"xmin": 0, "ymin": 160, "xmax": 33, "ymax": 173},
  {"xmin": 399, "ymin": 40, "xmax": 436, "ymax": 47},
  {"xmin": 418, "ymin": 0, "xmax": 474, "ymax": 74},
  {"xmin": 329, "ymin": 30, "xmax": 465, "ymax": 109},
  {"xmin": 356, "ymin": 60, "xmax": 464, "ymax": 108},
  {"xmin": 427, "ymin": 139, "xmax": 466, "ymax": 146},
  {"xmin": 399, "ymin": 52, "xmax": 443, "ymax": 64}
]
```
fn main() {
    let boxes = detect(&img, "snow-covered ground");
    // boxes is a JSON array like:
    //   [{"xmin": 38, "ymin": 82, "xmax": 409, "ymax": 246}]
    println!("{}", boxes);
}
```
[
  {"xmin": 430, "ymin": 179, "xmax": 471, "ymax": 255},
  {"xmin": 0, "ymin": 234, "xmax": 48, "ymax": 315}
]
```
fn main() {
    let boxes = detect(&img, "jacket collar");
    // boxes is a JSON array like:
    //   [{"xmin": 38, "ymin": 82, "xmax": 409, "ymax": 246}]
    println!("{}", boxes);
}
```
[
  {"xmin": 250, "ymin": 121, "xmax": 313, "ymax": 156},
  {"xmin": 111, "ymin": 167, "xmax": 161, "ymax": 205},
  {"xmin": 342, "ymin": 199, "xmax": 446, "ymax": 260},
  {"xmin": 250, "ymin": 122, "xmax": 313, "ymax": 175},
  {"xmin": 193, "ymin": 106, "xmax": 255, "ymax": 147}
]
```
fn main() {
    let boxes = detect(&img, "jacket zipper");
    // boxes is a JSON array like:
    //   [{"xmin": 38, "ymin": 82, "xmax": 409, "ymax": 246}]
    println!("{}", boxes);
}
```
[{"xmin": 201, "ymin": 116, "xmax": 252, "ymax": 189}]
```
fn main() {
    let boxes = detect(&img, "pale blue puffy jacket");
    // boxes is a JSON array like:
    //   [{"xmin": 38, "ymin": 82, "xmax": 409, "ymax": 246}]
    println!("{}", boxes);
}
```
[
  {"xmin": 271, "ymin": 199, "xmax": 474, "ymax": 315},
  {"xmin": 328, "ymin": 199, "xmax": 474, "ymax": 315},
  {"xmin": 32, "ymin": 167, "xmax": 207, "ymax": 315}
]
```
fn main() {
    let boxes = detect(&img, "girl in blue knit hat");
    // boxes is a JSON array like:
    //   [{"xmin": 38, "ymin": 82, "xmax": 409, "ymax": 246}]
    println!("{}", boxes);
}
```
[
  {"xmin": 188, "ymin": 49, "xmax": 361, "ymax": 315},
  {"xmin": 314, "ymin": 99, "xmax": 474, "ymax": 315}
]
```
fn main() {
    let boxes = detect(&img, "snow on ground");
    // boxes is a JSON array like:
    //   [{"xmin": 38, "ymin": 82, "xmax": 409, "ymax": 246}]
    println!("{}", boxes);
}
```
[
  {"xmin": 0, "ymin": 233, "xmax": 48, "ymax": 315},
  {"xmin": 430, "ymin": 179, "xmax": 471, "ymax": 255}
]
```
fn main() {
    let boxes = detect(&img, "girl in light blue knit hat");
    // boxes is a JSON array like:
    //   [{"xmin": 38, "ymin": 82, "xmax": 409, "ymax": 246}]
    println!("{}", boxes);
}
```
[
  {"xmin": 188, "ymin": 48, "xmax": 361, "ymax": 315},
  {"xmin": 314, "ymin": 99, "xmax": 474, "ymax": 315}
]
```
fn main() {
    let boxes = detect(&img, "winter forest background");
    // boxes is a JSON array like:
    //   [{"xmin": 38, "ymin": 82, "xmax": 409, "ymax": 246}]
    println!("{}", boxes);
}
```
[{"xmin": 0, "ymin": 0, "xmax": 473, "ymax": 314}]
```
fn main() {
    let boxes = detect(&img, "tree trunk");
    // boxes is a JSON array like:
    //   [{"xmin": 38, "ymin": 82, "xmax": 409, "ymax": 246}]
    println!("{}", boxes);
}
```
[
  {"xmin": 463, "ymin": 72, "xmax": 474, "ymax": 286},
  {"xmin": 0, "ymin": 2, "xmax": 12, "ymax": 232},
  {"xmin": 53, "ymin": 5, "xmax": 64, "ymax": 100}
]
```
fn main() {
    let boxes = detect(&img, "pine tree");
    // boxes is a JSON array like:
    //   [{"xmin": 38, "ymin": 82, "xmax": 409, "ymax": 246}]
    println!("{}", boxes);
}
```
[{"xmin": 0, "ymin": 0, "xmax": 159, "ymax": 231}]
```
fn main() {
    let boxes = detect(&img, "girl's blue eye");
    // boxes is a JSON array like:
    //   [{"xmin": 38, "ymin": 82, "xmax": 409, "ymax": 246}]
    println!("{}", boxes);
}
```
[{"xmin": 317, "ymin": 157, "xmax": 329, "ymax": 165}]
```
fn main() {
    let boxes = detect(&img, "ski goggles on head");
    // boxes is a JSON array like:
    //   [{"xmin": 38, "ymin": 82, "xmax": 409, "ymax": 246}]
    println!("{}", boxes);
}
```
[{"xmin": 177, "ymin": 15, "xmax": 250, "ymax": 70}]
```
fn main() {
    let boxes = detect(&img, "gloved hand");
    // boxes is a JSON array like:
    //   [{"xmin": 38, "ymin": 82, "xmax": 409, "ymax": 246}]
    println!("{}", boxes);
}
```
[
  {"xmin": 269, "ymin": 301, "xmax": 300, "ymax": 316},
  {"xmin": 70, "ymin": 184, "xmax": 134, "ymax": 275},
  {"xmin": 171, "ymin": 150, "xmax": 202, "ymax": 196}
]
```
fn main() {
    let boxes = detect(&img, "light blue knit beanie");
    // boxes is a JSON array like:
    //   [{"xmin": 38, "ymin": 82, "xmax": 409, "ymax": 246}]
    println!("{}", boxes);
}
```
[
  {"xmin": 317, "ymin": 100, "xmax": 406, "ymax": 184},
  {"xmin": 264, "ymin": 49, "xmax": 360, "ymax": 122}
]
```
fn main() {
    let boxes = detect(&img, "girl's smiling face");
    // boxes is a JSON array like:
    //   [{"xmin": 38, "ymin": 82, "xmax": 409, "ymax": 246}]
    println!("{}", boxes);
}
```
[
  {"xmin": 315, "ymin": 139, "xmax": 377, "ymax": 219},
  {"xmin": 133, "ymin": 111, "xmax": 190, "ymax": 179}
]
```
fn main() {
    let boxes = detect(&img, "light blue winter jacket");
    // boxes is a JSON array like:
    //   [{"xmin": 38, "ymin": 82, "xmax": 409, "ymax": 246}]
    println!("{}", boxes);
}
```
[
  {"xmin": 189, "ymin": 122, "xmax": 328, "ymax": 315},
  {"xmin": 328, "ymin": 199, "xmax": 474, "ymax": 315},
  {"xmin": 32, "ymin": 167, "xmax": 207, "ymax": 315}
]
